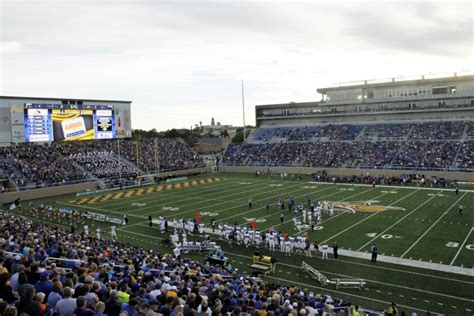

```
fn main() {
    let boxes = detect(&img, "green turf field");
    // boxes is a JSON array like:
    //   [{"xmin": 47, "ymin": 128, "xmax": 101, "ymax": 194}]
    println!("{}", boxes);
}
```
[{"xmin": 15, "ymin": 174, "xmax": 474, "ymax": 315}]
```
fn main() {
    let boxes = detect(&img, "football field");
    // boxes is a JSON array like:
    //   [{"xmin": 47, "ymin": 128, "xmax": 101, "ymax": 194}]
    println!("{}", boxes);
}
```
[{"xmin": 20, "ymin": 174, "xmax": 474, "ymax": 315}]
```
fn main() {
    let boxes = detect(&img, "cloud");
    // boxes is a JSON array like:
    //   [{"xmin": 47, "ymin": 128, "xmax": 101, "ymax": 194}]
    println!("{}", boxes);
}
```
[
  {"xmin": 0, "ymin": 41, "xmax": 23, "ymax": 54},
  {"xmin": 0, "ymin": 1, "xmax": 472, "ymax": 131}
]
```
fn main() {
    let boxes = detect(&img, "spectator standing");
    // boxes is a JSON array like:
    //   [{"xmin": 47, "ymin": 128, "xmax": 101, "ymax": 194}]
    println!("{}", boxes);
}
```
[{"xmin": 371, "ymin": 244, "xmax": 378, "ymax": 262}]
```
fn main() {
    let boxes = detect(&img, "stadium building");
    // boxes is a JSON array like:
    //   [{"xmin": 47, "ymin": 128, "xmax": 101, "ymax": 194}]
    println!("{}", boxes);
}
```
[{"xmin": 221, "ymin": 73, "xmax": 474, "ymax": 181}]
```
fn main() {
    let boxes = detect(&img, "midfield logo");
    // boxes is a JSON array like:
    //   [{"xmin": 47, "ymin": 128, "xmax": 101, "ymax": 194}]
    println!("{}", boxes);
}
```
[{"xmin": 322, "ymin": 200, "xmax": 406, "ymax": 213}]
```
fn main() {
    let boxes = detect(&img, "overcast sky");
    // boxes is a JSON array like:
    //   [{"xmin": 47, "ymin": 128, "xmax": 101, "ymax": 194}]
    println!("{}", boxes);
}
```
[{"xmin": 1, "ymin": 0, "xmax": 472, "ymax": 131}]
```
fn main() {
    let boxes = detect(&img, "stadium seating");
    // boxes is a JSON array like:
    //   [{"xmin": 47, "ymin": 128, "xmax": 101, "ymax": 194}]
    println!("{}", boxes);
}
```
[
  {"xmin": 222, "ymin": 121, "xmax": 474, "ymax": 171},
  {"xmin": 0, "ymin": 139, "xmax": 205, "ymax": 190},
  {"xmin": 0, "ymin": 210, "xmax": 360, "ymax": 316}
]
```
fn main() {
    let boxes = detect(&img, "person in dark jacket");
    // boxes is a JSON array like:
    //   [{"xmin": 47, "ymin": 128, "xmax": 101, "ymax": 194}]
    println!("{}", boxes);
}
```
[
  {"xmin": 0, "ymin": 273, "xmax": 17, "ymax": 304},
  {"xmin": 16, "ymin": 286, "xmax": 44, "ymax": 316}
]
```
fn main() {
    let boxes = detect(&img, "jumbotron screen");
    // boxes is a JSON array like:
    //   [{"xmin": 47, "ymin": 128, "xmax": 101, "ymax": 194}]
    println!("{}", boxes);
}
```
[{"xmin": 24, "ymin": 103, "xmax": 116, "ymax": 142}]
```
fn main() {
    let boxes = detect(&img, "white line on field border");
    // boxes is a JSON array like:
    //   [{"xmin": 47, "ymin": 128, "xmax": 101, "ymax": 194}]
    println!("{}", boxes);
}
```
[
  {"xmin": 450, "ymin": 227, "xmax": 474, "ymax": 265},
  {"xmin": 308, "ymin": 181, "xmax": 474, "ymax": 193},
  {"xmin": 357, "ymin": 191, "xmax": 444, "ymax": 251},
  {"xmin": 120, "ymin": 227, "xmax": 474, "ymax": 283},
  {"xmin": 401, "ymin": 192, "xmax": 468, "ymax": 258}
]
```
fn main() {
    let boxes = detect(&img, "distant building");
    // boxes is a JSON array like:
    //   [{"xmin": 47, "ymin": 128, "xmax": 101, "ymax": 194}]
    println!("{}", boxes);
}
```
[{"xmin": 255, "ymin": 73, "xmax": 474, "ymax": 126}]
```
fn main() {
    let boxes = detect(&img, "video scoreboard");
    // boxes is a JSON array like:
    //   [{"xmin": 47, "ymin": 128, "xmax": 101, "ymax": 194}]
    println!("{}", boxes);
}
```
[{"xmin": 24, "ymin": 103, "xmax": 116, "ymax": 142}]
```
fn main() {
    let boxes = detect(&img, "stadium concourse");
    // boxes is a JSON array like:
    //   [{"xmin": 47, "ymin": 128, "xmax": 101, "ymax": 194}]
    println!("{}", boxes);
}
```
[
  {"xmin": 221, "ymin": 121, "xmax": 474, "ymax": 170},
  {"xmin": 0, "ymin": 210, "xmax": 377, "ymax": 316},
  {"xmin": 0, "ymin": 139, "xmax": 205, "ymax": 191}
]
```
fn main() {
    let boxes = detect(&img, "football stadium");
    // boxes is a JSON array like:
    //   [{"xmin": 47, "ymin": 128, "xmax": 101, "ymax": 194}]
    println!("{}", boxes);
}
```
[
  {"xmin": 1, "ymin": 2, "xmax": 473, "ymax": 316},
  {"xmin": 1, "ymin": 74, "xmax": 473, "ymax": 316}
]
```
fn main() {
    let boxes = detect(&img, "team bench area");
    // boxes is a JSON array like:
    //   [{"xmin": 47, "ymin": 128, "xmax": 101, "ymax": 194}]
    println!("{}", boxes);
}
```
[{"xmin": 250, "ymin": 254, "xmax": 273, "ymax": 275}]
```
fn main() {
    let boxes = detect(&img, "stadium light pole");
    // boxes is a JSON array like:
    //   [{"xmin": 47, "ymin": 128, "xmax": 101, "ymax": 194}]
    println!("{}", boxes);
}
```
[
  {"xmin": 117, "ymin": 138, "xmax": 122, "ymax": 183},
  {"xmin": 155, "ymin": 138, "xmax": 159, "ymax": 181},
  {"xmin": 242, "ymin": 80, "xmax": 246, "ymax": 142}
]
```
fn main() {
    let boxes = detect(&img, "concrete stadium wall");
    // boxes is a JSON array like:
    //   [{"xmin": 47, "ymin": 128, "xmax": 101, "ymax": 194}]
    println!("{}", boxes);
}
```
[
  {"xmin": 155, "ymin": 167, "xmax": 212, "ymax": 178},
  {"xmin": 1, "ymin": 181, "xmax": 100, "ymax": 205},
  {"xmin": 219, "ymin": 166, "xmax": 474, "ymax": 182}
]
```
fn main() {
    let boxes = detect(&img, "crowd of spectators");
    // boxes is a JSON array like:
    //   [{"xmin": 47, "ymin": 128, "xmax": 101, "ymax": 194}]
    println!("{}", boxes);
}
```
[
  {"xmin": 223, "ymin": 120, "xmax": 474, "ymax": 171},
  {"xmin": 249, "ymin": 121, "xmax": 467, "ymax": 143},
  {"xmin": 222, "ymin": 140, "xmax": 465, "ymax": 170},
  {"xmin": 121, "ymin": 139, "xmax": 205, "ymax": 174},
  {"xmin": 0, "ymin": 211, "xmax": 362, "ymax": 316},
  {"xmin": 0, "ymin": 139, "xmax": 204, "ymax": 190},
  {"xmin": 71, "ymin": 151, "xmax": 137, "ymax": 179},
  {"xmin": 249, "ymin": 125, "xmax": 362, "ymax": 143},
  {"xmin": 0, "ymin": 144, "xmax": 88, "ymax": 189}
]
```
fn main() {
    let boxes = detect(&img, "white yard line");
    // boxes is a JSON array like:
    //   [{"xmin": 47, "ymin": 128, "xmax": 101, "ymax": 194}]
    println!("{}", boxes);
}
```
[
  {"xmin": 212, "ymin": 185, "xmax": 334, "ymax": 224},
  {"xmin": 321, "ymin": 189, "xmax": 420, "ymax": 244},
  {"xmin": 401, "ymin": 192, "xmax": 468, "ymax": 258},
  {"xmin": 290, "ymin": 188, "xmax": 380, "ymax": 235},
  {"xmin": 119, "ymin": 181, "xmax": 319, "ymax": 230},
  {"xmin": 450, "ymin": 227, "xmax": 474, "ymax": 266},
  {"xmin": 93, "ymin": 178, "xmax": 240, "ymax": 209},
  {"xmin": 125, "ymin": 180, "xmax": 271, "ymax": 214},
  {"xmin": 357, "ymin": 191, "xmax": 444, "ymax": 251},
  {"xmin": 225, "ymin": 251, "xmax": 472, "ymax": 303}
]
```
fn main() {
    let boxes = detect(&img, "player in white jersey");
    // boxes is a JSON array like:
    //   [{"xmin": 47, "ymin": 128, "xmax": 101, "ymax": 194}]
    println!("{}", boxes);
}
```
[
  {"xmin": 83, "ymin": 225, "xmax": 89, "ymax": 236},
  {"xmin": 308, "ymin": 212, "xmax": 312, "ymax": 224},
  {"xmin": 171, "ymin": 232, "xmax": 179, "ymax": 246},
  {"xmin": 279, "ymin": 236, "xmax": 285, "ymax": 251},
  {"xmin": 160, "ymin": 217, "xmax": 165, "ymax": 233},
  {"xmin": 198, "ymin": 223, "xmax": 205, "ymax": 234},
  {"xmin": 173, "ymin": 219, "xmax": 179, "ymax": 231},
  {"xmin": 302, "ymin": 209, "xmax": 307, "ymax": 223},
  {"xmin": 329, "ymin": 204, "xmax": 335, "ymax": 217},
  {"xmin": 254, "ymin": 232, "xmax": 262, "ymax": 247},
  {"xmin": 284, "ymin": 240, "xmax": 292, "ymax": 256},
  {"xmin": 188, "ymin": 221, "xmax": 195, "ymax": 234},
  {"xmin": 244, "ymin": 231, "xmax": 251, "ymax": 248},
  {"xmin": 321, "ymin": 243, "xmax": 329, "ymax": 259},
  {"xmin": 288, "ymin": 236, "xmax": 295, "ymax": 252},
  {"xmin": 111, "ymin": 226, "xmax": 117, "ymax": 240},
  {"xmin": 96, "ymin": 228, "xmax": 101, "ymax": 240},
  {"xmin": 268, "ymin": 234, "xmax": 276, "ymax": 251},
  {"xmin": 173, "ymin": 244, "xmax": 181, "ymax": 258}
]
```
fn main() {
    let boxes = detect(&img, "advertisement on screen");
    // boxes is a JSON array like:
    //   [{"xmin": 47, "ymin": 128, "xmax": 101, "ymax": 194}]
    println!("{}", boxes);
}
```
[{"xmin": 24, "ymin": 104, "xmax": 116, "ymax": 142}]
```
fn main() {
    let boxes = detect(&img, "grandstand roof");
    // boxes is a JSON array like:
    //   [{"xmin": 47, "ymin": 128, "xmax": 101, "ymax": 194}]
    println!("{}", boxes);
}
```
[
  {"xmin": 317, "ymin": 74, "xmax": 474, "ymax": 93},
  {"xmin": 0, "ymin": 95, "xmax": 132, "ymax": 104}
]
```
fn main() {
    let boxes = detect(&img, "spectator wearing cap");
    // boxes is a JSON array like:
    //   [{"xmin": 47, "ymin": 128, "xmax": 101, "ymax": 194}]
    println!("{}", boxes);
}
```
[{"xmin": 35, "ymin": 271, "xmax": 53, "ymax": 296}]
